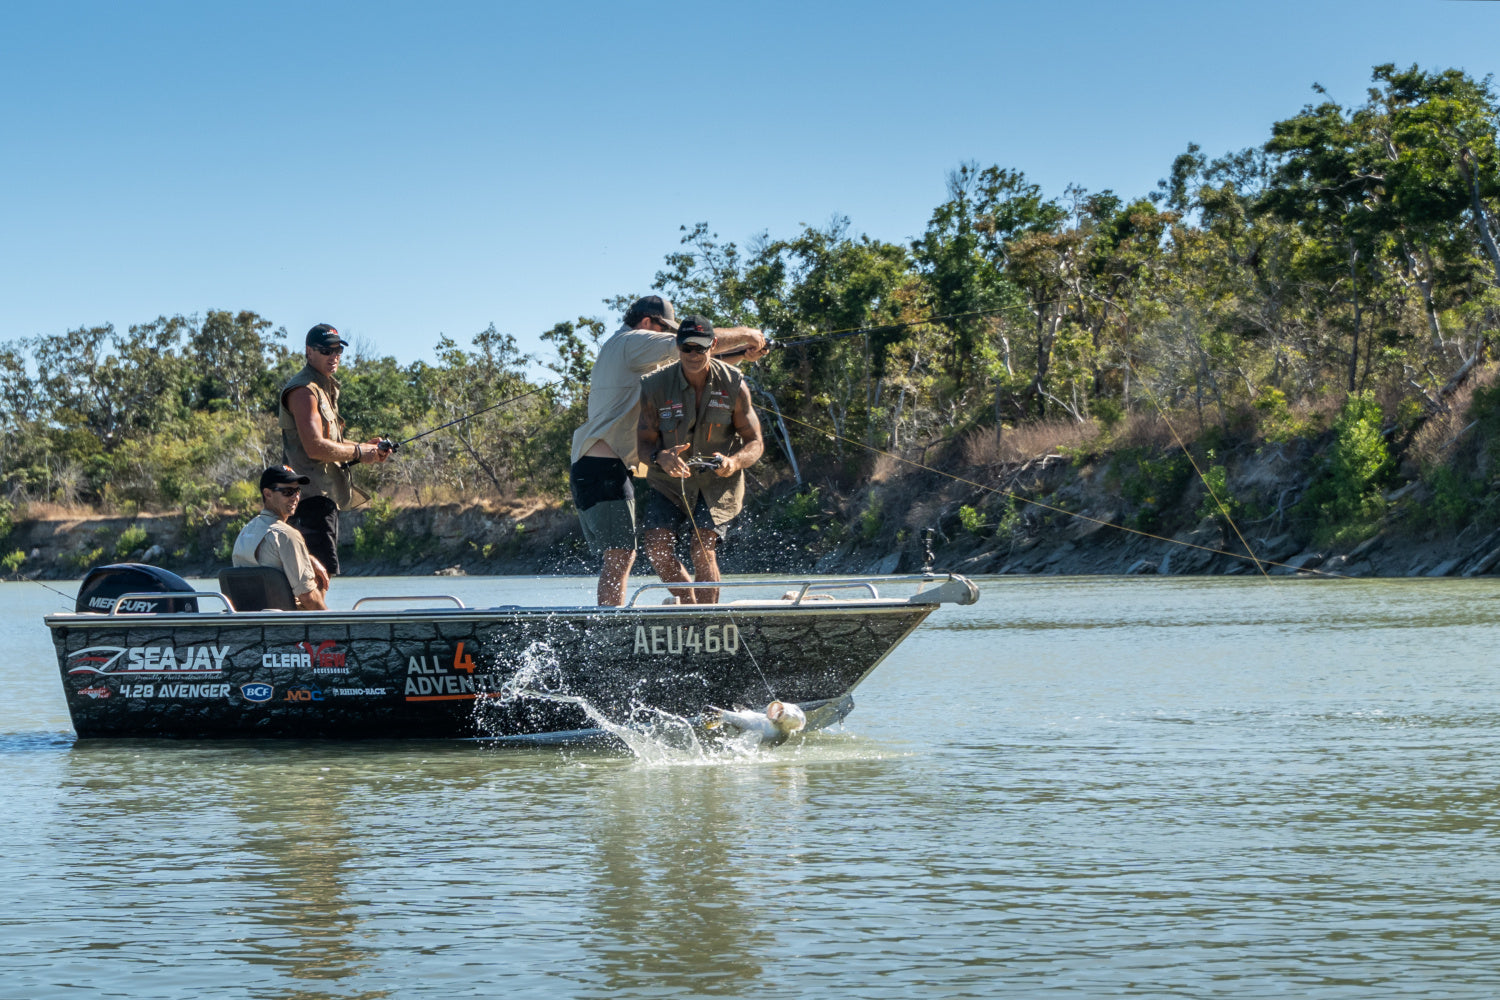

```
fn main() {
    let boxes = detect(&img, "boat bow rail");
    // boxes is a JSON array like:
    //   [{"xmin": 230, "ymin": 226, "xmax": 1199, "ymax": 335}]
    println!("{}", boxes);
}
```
[{"xmin": 626, "ymin": 573, "xmax": 980, "ymax": 607}]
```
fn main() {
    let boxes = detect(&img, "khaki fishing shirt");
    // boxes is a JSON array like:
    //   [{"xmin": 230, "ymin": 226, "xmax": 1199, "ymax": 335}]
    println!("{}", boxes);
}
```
[
  {"xmin": 232, "ymin": 510, "xmax": 321, "ymax": 596},
  {"xmin": 279, "ymin": 365, "xmax": 351, "ymax": 507},
  {"xmin": 569, "ymin": 325, "xmax": 679, "ymax": 466},
  {"xmin": 640, "ymin": 359, "xmax": 748, "ymax": 526}
]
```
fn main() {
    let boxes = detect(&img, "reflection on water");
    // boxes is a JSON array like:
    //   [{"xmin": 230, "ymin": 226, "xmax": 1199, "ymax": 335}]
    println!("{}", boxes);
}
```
[{"xmin": 5, "ymin": 576, "xmax": 1500, "ymax": 997}]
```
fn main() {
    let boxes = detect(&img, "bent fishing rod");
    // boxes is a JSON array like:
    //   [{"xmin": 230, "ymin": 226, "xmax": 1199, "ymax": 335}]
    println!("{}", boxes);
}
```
[
  {"xmin": 343, "ymin": 378, "xmax": 579, "ymax": 470},
  {"xmin": 716, "ymin": 307, "xmax": 1014, "ymax": 359}
]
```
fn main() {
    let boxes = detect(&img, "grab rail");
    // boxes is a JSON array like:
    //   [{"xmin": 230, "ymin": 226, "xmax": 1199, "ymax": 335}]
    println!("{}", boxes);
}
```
[
  {"xmin": 109, "ymin": 591, "xmax": 233, "ymax": 615},
  {"xmin": 351, "ymin": 594, "xmax": 467, "ymax": 610},
  {"xmin": 626, "ymin": 573, "xmax": 977, "ymax": 607}
]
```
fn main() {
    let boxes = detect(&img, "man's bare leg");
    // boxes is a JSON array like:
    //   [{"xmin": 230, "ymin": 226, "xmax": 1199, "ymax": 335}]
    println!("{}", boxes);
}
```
[
  {"xmin": 597, "ymin": 548, "xmax": 636, "ymax": 606},
  {"xmin": 643, "ymin": 528, "xmax": 699, "ymax": 603},
  {"xmin": 689, "ymin": 534, "xmax": 721, "ymax": 604}
]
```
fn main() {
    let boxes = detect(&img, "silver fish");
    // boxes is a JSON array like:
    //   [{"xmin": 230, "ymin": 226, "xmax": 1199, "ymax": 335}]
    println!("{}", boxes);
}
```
[{"xmin": 705, "ymin": 700, "xmax": 808, "ymax": 746}]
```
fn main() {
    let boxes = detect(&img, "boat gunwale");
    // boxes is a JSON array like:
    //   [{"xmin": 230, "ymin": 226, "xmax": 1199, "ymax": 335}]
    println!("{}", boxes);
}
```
[{"xmin": 43, "ymin": 599, "xmax": 934, "ymax": 631}]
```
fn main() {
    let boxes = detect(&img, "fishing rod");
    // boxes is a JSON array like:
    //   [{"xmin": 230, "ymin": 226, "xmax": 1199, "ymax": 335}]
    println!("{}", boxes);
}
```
[
  {"xmin": 715, "ymin": 308, "xmax": 1013, "ymax": 360},
  {"xmin": 385, "ymin": 377, "xmax": 578, "ymax": 451}
]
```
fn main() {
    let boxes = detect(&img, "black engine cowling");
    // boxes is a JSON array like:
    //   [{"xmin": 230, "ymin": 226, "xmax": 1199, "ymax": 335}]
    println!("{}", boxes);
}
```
[{"xmin": 76, "ymin": 563, "xmax": 199, "ymax": 614}]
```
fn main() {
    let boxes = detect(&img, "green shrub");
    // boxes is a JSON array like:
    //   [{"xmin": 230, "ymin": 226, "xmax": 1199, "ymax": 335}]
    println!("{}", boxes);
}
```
[
  {"xmin": 2, "ymin": 549, "xmax": 24, "ymax": 574},
  {"xmin": 1194, "ymin": 451, "xmax": 1240, "ymax": 525},
  {"xmin": 1424, "ymin": 465, "xmax": 1486, "ymax": 529},
  {"xmin": 224, "ymin": 480, "xmax": 260, "ymax": 511},
  {"xmin": 114, "ymin": 524, "xmax": 149, "ymax": 559},
  {"xmin": 1091, "ymin": 396, "xmax": 1124, "ymax": 431},
  {"xmin": 1255, "ymin": 387, "xmax": 1306, "ymax": 444},
  {"xmin": 859, "ymin": 496, "xmax": 882, "ymax": 542},
  {"xmin": 775, "ymin": 486, "xmax": 823, "ymax": 531},
  {"xmin": 959, "ymin": 505, "xmax": 986, "ymax": 536},
  {"xmin": 353, "ymin": 495, "xmax": 407, "ymax": 560},
  {"xmin": 1302, "ymin": 391, "xmax": 1391, "ymax": 544},
  {"xmin": 213, "ymin": 511, "xmax": 257, "ymax": 562},
  {"xmin": 67, "ymin": 546, "xmax": 106, "ymax": 573},
  {"xmin": 1112, "ymin": 448, "xmax": 1192, "ymax": 531}
]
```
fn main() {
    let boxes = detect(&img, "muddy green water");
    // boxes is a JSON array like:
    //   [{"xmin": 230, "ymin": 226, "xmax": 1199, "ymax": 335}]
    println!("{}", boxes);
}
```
[{"xmin": 2, "ymin": 575, "xmax": 1497, "ymax": 998}]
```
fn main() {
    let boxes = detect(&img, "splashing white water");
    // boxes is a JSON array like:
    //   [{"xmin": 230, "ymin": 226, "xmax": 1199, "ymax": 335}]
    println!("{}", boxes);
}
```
[{"xmin": 479, "ymin": 640, "xmax": 774, "ymax": 764}]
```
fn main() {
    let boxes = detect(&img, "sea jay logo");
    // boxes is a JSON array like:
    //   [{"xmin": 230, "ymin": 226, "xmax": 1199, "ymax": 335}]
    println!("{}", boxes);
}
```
[
  {"xmin": 67, "ymin": 645, "xmax": 228, "ymax": 676},
  {"xmin": 240, "ymin": 682, "xmax": 275, "ymax": 703}
]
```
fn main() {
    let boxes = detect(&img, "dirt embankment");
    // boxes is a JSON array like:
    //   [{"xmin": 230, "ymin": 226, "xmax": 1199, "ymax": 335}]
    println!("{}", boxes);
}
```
[{"xmin": 5, "ymin": 442, "xmax": 1494, "ymax": 584}]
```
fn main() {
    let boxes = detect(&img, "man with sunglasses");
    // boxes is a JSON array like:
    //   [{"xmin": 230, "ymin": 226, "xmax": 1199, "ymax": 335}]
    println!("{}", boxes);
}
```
[
  {"xmin": 570, "ymin": 296, "xmax": 766, "ymax": 605},
  {"xmin": 279, "ymin": 323, "xmax": 390, "ymax": 577},
  {"xmin": 231, "ymin": 466, "xmax": 330, "ymax": 610},
  {"xmin": 636, "ymin": 315, "xmax": 764, "ymax": 604}
]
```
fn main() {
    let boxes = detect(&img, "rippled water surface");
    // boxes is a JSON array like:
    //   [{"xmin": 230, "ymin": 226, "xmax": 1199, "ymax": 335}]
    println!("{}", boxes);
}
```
[{"xmin": 3, "ymin": 574, "xmax": 1498, "ymax": 998}]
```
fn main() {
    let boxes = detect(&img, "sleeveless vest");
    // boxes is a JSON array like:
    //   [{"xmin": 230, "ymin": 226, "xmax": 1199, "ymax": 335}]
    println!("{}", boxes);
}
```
[
  {"xmin": 640, "ymin": 359, "xmax": 748, "ymax": 525},
  {"xmin": 232, "ymin": 511, "xmax": 278, "ymax": 566},
  {"xmin": 279, "ymin": 366, "xmax": 351, "ymax": 507}
]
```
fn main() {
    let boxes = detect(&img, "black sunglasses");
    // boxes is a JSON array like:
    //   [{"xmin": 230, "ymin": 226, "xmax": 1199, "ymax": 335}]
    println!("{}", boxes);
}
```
[
  {"xmin": 271, "ymin": 486, "xmax": 301, "ymax": 497},
  {"xmin": 678, "ymin": 343, "xmax": 710, "ymax": 354},
  {"xmin": 315, "ymin": 346, "xmax": 344, "ymax": 357}
]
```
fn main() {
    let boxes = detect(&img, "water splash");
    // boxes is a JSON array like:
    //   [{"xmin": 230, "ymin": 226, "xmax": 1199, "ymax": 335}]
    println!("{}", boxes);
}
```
[{"xmin": 478, "ymin": 640, "xmax": 780, "ymax": 764}]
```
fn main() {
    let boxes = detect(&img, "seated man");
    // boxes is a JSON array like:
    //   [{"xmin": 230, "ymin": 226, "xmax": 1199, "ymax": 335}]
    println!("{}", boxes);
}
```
[{"xmin": 232, "ymin": 466, "xmax": 330, "ymax": 610}]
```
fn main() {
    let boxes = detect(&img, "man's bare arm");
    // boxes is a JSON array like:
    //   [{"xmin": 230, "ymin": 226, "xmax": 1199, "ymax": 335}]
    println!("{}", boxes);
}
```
[
  {"xmin": 716, "ymin": 383, "xmax": 764, "ymax": 475},
  {"xmin": 286, "ymin": 387, "xmax": 389, "ymax": 465},
  {"xmin": 710, "ymin": 327, "xmax": 769, "ymax": 365},
  {"xmin": 295, "ymin": 587, "xmax": 328, "ymax": 611}
]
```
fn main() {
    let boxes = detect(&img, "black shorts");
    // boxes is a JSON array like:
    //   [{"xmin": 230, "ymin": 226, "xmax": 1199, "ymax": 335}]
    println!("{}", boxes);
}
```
[
  {"xmin": 640, "ymin": 487, "xmax": 728, "ymax": 542},
  {"xmin": 288, "ymin": 495, "xmax": 340, "ymax": 575},
  {"xmin": 570, "ymin": 458, "xmax": 638, "ymax": 555}
]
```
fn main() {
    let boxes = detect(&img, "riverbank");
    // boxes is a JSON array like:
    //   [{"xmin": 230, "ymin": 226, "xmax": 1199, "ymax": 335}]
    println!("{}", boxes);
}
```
[{"xmin": 4, "ymin": 432, "xmax": 1496, "ymax": 582}]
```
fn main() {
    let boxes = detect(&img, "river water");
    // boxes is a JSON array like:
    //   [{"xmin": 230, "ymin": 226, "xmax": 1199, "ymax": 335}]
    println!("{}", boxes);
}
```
[{"xmin": 2, "ymin": 574, "xmax": 1497, "ymax": 998}]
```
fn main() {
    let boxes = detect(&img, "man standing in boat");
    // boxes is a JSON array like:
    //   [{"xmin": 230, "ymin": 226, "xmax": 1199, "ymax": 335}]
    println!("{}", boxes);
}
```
[
  {"xmin": 232, "ymin": 466, "xmax": 330, "ymax": 610},
  {"xmin": 636, "ymin": 315, "xmax": 764, "ymax": 605},
  {"xmin": 570, "ymin": 296, "xmax": 766, "ymax": 605},
  {"xmin": 280, "ymin": 323, "xmax": 390, "ymax": 577}
]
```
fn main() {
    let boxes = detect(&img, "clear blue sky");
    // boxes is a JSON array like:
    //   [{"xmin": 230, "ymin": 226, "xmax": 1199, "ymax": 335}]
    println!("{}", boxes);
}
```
[{"xmin": 1, "ymin": 0, "xmax": 1494, "ymax": 369}]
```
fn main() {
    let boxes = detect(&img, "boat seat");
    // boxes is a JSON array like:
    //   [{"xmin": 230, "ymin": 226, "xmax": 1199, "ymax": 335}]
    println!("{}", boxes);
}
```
[{"xmin": 218, "ymin": 567, "xmax": 298, "ymax": 612}]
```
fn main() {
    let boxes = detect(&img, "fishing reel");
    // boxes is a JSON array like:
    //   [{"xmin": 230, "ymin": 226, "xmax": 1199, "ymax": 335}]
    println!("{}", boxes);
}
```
[
  {"xmin": 684, "ymin": 455, "xmax": 725, "ymax": 471},
  {"xmin": 343, "ymin": 437, "xmax": 399, "ymax": 469}
]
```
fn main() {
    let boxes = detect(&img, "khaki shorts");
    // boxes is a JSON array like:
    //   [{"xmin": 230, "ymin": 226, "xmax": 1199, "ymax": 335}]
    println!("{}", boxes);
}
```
[{"xmin": 578, "ymin": 496, "xmax": 637, "ymax": 556}]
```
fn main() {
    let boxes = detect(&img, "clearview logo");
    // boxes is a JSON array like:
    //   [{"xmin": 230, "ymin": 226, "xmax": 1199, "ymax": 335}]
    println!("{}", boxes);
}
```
[
  {"xmin": 66, "ymin": 646, "xmax": 229, "ymax": 676},
  {"xmin": 261, "ymin": 640, "xmax": 348, "ymax": 674}
]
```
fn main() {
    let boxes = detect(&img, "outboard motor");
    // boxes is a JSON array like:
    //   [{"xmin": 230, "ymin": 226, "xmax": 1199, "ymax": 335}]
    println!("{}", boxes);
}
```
[{"xmin": 75, "ymin": 563, "xmax": 199, "ymax": 614}]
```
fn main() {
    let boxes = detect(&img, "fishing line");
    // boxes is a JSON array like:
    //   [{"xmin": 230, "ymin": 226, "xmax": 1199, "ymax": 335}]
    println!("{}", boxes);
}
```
[
  {"xmin": 1124, "ymin": 357, "xmax": 1271, "ymax": 580},
  {"xmin": 31, "ymin": 579, "xmax": 79, "ymax": 609},
  {"xmin": 662, "ymin": 459, "xmax": 777, "ymax": 702},
  {"xmin": 772, "ymin": 410, "xmax": 1351, "ymax": 578},
  {"xmin": 714, "ymin": 308, "xmax": 1016, "ymax": 359}
]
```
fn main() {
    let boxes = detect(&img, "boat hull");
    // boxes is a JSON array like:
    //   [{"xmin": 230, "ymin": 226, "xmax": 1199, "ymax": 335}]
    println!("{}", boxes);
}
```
[{"xmin": 48, "ymin": 603, "xmax": 934, "ymax": 739}]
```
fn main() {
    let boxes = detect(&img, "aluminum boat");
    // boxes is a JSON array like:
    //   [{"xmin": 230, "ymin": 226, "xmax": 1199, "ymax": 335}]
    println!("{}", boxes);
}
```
[{"xmin": 47, "ymin": 564, "xmax": 980, "ymax": 740}]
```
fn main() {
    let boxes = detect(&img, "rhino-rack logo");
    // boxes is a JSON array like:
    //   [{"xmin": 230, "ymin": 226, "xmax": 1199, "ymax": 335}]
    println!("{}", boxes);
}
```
[
  {"xmin": 86, "ymin": 596, "xmax": 164, "ymax": 613},
  {"xmin": 261, "ymin": 640, "xmax": 348, "ymax": 674},
  {"xmin": 66, "ymin": 646, "xmax": 229, "ymax": 676}
]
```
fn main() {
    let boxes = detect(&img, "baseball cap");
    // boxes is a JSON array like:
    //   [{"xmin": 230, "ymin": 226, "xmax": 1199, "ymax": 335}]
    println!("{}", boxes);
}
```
[
  {"xmin": 305, "ymin": 323, "xmax": 349, "ymax": 349},
  {"xmin": 260, "ymin": 465, "xmax": 311, "ymax": 490},
  {"xmin": 675, "ymin": 315, "xmax": 715, "ymax": 349},
  {"xmin": 623, "ymin": 295, "xmax": 680, "ymax": 332}
]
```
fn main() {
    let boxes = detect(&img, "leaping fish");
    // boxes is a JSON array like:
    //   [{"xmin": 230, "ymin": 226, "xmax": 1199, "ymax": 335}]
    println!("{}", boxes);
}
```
[{"xmin": 704, "ymin": 700, "xmax": 807, "ymax": 746}]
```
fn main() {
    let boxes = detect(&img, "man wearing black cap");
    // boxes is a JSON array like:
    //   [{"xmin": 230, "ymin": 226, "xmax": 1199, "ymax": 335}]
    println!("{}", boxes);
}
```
[
  {"xmin": 279, "ymin": 323, "xmax": 390, "ymax": 576},
  {"xmin": 570, "ymin": 296, "xmax": 767, "ymax": 605},
  {"xmin": 636, "ymin": 315, "xmax": 765, "ymax": 604},
  {"xmin": 231, "ymin": 466, "xmax": 330, "ymax": 610}
]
